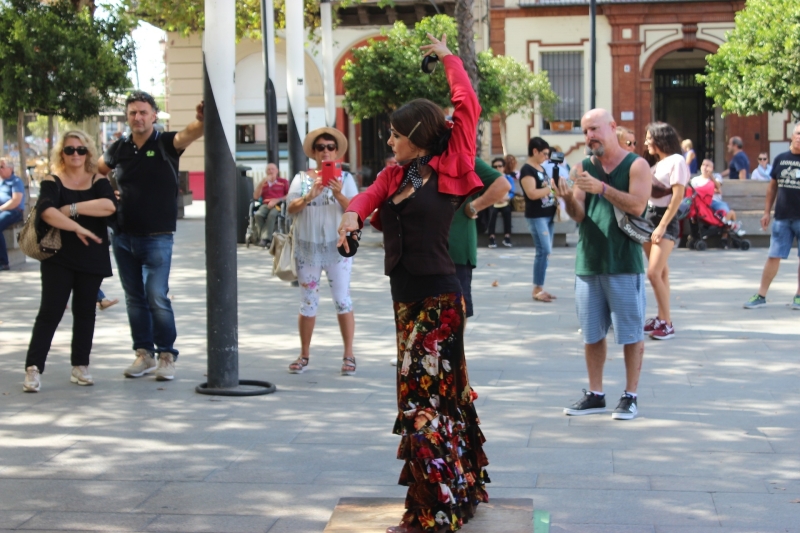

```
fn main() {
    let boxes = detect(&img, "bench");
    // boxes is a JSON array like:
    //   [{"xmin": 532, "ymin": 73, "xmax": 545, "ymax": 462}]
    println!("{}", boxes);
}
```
[
  {"xmin": 3, "ymin": 222, "xmax": 26, "ymax": 269},
  {"xmin": 478, "ymin": 209, "xmax": 576, "ymax": 248},
  {"xmin": 720, "ymin": 180, "xmax": 771, "ymax": 248}
]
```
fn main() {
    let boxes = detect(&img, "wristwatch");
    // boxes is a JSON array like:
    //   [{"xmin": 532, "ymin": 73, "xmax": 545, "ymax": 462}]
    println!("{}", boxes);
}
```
[{"xmin": 466, "ymin": 202, "xmax": 477, "ymax": 217}]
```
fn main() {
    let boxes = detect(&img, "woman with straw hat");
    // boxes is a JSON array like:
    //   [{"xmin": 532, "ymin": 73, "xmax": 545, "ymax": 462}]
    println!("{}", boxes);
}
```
[{"xmin": 285, "ymin": 126, "xmax": 359, "ymax": 376}]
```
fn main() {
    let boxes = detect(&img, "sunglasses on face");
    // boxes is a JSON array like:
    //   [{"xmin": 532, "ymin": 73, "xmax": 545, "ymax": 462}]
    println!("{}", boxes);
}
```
[
  {"xmin": 493, "ymin": 164, "xmax": 504, "ymax": 169},
  {"xmin": 626, "ymin": 140, "xmax": 637, "ymax": 147},
  {"xmin": 314, "ymin": 143, "xmax": 337, "ymax": 152},
  {"xmin": 63, "ymin": 146, "xmax": 88, "ymax": 156},
  {"xmin": 758, "ymin": 157, "xmax": 768, "ymax": 161}
]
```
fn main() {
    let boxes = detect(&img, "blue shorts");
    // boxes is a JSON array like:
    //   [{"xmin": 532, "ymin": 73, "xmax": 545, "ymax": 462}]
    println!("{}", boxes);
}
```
[
  {"xmin": 768, "ymin": 219, "xmax": 800, "ymax": 259},
  {"xmin": 575, "ymin": 274, "xmax": 646, "ymax": 345},
  {"xmin": 710, "ymin": 199, "xmax": 730, "ymax": 213}
]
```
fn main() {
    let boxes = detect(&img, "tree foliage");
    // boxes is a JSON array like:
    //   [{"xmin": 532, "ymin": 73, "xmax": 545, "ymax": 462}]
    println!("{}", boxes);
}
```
[
  {"xmin": 699, "ymin": 0, "xmax": 800, "ymax": 118},
  {"xmin": 341, "ymin": 15, "xmax": 557, "ymax": 129},
  {"xmin": 127, "ymin": 0, "xmax": 386, "ymax": 41},
  {"xmin": 0, "ymin": 0, "xmax": 135, "ymax": 122}
]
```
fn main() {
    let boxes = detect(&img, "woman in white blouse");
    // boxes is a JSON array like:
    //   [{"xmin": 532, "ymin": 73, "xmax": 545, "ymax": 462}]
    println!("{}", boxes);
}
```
[
  {"xmin": 286, "ymin": 128, "xmax": 359, "ymax": 375},
  {"xmin": 642, "ymin": 122, "xmax": 690, "ymax": 341}
]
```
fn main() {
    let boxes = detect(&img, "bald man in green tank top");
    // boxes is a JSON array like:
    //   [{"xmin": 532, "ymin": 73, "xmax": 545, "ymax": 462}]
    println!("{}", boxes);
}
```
[{"xmin": 556, "ymin": 109, "xmax": 652, "ymax": 420}]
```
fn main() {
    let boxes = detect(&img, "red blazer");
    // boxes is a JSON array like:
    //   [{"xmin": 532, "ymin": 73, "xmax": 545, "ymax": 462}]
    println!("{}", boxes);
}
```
[{"xmin": 347, "ymin": 54, "xmax": 483, "ymax": 231}]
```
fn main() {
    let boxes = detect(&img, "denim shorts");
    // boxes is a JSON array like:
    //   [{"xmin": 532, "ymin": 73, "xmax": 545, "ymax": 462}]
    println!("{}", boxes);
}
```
[
  {"xmin": 768, "ymin": 218, "xmax": 800, "ymax": 259},
  {"xmin": 646, "ymin": 205, "xmax": 680, "ymax": 241},
  {"xmin": 575, "ymin": 274, "xmax": 646, "ymax": 345}
]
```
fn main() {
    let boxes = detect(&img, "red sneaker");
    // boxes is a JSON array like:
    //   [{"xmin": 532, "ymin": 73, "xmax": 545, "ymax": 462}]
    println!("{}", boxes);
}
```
[
  {"xmin": 643, "ymin": 317, "xmax": 661, "ymax": 333},
  {"xmin": 650, "ymin": 321, "xmax": 675, "ymax": 340}
]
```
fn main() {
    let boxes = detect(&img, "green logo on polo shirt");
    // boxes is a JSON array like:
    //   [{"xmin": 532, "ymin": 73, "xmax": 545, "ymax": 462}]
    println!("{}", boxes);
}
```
[{"xmin": 146, "ymin": 150, "xmax": 155, "ymax": 157}]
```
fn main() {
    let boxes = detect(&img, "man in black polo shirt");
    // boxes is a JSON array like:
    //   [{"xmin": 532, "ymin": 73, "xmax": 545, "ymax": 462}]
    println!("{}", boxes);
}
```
[{"xmin": 98, "ymin": 91, "xmax": 204, "ymax": 381}]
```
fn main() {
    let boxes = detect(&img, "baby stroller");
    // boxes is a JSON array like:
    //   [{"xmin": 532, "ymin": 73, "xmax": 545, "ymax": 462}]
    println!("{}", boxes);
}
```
[
  {"xmin": 684, "ymin": 181, "xmax": 750, "ymax": 251},
  {"xmin": 245, "ymin": 199, "xmax": 287, "ymax": 248}
]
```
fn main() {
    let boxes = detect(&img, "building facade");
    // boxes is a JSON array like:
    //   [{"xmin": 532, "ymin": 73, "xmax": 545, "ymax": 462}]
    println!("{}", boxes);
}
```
[{"xmin": 163, "ymin": 0, "xmax": 796, "ymax": 188}]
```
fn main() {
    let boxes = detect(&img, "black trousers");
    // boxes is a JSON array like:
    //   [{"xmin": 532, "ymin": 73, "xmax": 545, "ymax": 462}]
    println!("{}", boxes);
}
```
[
  {"xmin": 26, "ymin": 261, "xmax": 104, "ymax": 373},
  {"xmin": 488, "ymin": 204, "xmax": 513, "ymax": 236}
]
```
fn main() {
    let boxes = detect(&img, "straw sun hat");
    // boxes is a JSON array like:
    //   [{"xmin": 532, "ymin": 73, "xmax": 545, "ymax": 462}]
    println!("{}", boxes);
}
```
[{"xmin": 303, "ymin": 127, "xmax": 348, "ymax": 160}]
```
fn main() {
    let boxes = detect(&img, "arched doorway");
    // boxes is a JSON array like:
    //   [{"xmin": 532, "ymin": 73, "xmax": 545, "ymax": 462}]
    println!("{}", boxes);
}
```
[{"xmin": 652, "ymin": 48, "xmax": 717, "ymax": 165}]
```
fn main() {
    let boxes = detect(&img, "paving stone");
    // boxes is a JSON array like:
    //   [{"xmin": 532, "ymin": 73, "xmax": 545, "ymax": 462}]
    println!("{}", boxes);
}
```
[
  {"xmin": 18, "ymin": 512, "xmax": 157, "ymax": 531},
  {"xmin": 2, "ymin": 207, "xmax": 799, "ymax": 532},
  {"xmin": 144, "ymin": 514, "xmax": 277, "ymax": 532},
  {"xmin": 0, "ymin": 511, "xmax": 35, "ymax": 529},
  {"xmin": 323, "ymin": 498, "xmax": 533, "ymax": 533}
]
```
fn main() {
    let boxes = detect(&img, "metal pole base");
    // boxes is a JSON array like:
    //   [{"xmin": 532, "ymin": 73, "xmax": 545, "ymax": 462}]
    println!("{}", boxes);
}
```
[{"xmin": 196, "ymin": 380, "xmax": 276, "ymax": 396}]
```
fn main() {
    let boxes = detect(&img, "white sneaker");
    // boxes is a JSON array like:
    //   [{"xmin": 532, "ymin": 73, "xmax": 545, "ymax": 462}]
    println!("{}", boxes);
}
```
[
  {"xmin": 155, "ymin": 353, "xmax": 175, "ymax": 381},
  {"xmin": 124, "ymin": 349, "xmax": 157, "ymax": 378},
  {"xmin": 23, "ymin": 366, "xmax": 41, "ymax": 393},
  {"xmin": 70, "ymin": 365, "xmax": 94, "ymax": 386}
]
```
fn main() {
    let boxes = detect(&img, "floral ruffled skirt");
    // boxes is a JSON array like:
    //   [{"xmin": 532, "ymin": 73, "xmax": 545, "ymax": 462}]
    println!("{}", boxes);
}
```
[{"xmin": 392, "ymin": 293, "xmax": 490, "ymax": 532}]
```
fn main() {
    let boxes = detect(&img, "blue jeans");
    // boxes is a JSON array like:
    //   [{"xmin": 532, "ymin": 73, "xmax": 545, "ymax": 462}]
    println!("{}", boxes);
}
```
[
  {"xmin": 526, "ymin": 216, "xmax": 554, "ymax": 287},
  {"xmin": 112, "ymin": 233, "xmax": 178, "ymax": 357},
  {"xmin": 0, "ymin": 209, "xmax": 23, "ymax": 266},
  {"xmin": 768, "ymin": 218, "xmax": 800, "ymax": 259}
]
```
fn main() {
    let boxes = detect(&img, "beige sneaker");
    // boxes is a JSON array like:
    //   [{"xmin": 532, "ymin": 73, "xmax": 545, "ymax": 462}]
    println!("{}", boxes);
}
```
[
  {"xmin": 155, "ymin": 353, "xmax": 175, "ymax": 381},
  {"xmin": 23, "ymin": 366, "xmax": 41, "ymax": 393},
  {"xmin": 124, "ymin": 349, "xmax": 156, "ymax": 378},
  {"xmin": 70, "ymin": 365, "xmax": 94, "ymax": 386}
]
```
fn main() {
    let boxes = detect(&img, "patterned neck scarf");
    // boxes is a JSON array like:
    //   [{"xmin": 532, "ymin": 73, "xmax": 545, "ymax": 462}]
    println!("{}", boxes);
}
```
[{"xmin": 401, "ymin": 154, "xmax": 433, "ymax": 191}]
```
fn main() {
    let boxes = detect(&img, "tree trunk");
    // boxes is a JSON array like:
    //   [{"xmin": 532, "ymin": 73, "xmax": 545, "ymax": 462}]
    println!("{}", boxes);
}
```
[
  {"xmin": 499, "ymin": 114, "xmax": 508, "ymax": 156},
  {"xmin": 454, "ymin": 0, "xmax": 479, "ymax": 95},
  {"xmin": 0, "ymin": 118, "xmax": 4, "ymax": 157},
  {"xmin": 47, "ymin": 115, "xmax": 54, "ymax": 168},
  {"xmin": 17, "ymin": 109, "xmax": 27, "ymax": 186}
]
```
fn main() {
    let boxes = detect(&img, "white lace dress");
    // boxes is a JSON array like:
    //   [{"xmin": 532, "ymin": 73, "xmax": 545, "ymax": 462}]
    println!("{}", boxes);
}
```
[{"xmin": 287, "ymin": 171, "xmax": 359, "ymax": 267}]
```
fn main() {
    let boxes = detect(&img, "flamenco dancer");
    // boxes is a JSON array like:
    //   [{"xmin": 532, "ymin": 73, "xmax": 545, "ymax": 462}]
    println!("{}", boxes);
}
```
[{"xmin": 338, "ymin": 34, "xmax": 490, "ymax": 533}]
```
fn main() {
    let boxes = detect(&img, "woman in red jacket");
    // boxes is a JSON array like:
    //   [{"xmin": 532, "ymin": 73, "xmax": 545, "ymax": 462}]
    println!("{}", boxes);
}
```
[{"xmin": 338, "ymin": 34, "xmax": 489, "ymax": 533}]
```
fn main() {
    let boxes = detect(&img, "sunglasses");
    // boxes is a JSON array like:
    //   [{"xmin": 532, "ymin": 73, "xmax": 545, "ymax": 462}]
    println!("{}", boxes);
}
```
[
  {"xmin": 758, "ymin": 157, "xmax": 768, "ymax": 161},
  {"xmin": 492, "ymin": 164, "xmax": 504, "ymax": 169},
  {"xmin": 63, "ymin": 146, "xmax": 88, "ymax": 156},
  {"xmin": 626, "ymin": 140, "xmax": 637, "ymax": 147},
  {"xmin": 314, "ymin": 143, "xmax": 337, "ymax": 152}
]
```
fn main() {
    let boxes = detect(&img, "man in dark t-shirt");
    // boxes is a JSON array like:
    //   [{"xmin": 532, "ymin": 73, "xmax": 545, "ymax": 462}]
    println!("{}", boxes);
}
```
[
  {"xmin": 722, "ymin": 136, "xmax": 750, "ymax": 180},
  {"xmin": 98, "ymin": 91, "xmax": 205, "ymax": 381},
  {"xmin": 743, "ymin": 123, "xmax": 800, "ymax": 310}
]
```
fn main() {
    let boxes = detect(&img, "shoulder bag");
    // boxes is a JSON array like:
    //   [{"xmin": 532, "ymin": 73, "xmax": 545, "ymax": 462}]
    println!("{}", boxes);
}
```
[
  {"xmin": 268, "ymin": 222, "xmax": 297, "ymax": 282},
  {"xmin": 18, "ymin": 176, "xmax": 63, "ymax": 261},
  {"xmin": 591, "ymin": 156, "xmax": 654, "ymax": 245}
]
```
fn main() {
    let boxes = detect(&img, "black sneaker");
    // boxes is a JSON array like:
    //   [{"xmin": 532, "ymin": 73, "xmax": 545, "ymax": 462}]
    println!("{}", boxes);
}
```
[
  {"xmin": 611, "ymin": 393, "xmax": 638, "ymax": 420},
  {"xmin": 503, "ymin": 236, "xmax": 512, "ymax": 247},
  {"xmin": 563, "ymin": 389, "xmax": 606, "ymax": 416},
  {"xmin": 488, "ymin": 236, "xmax": 497, "ymax": 248}
]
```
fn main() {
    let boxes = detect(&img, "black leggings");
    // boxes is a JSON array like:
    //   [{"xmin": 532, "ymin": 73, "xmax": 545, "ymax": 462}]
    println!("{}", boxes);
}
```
[
  {"xmin": 488, "ymin": 203, "xmax": 513, "ymax": 236},
  {"xmin": 26, "ymin": 261, "xmax": 104, "ymax": 373}
]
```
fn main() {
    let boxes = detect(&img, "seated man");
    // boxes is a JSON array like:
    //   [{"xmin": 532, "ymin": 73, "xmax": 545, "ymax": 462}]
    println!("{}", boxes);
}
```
[
  {"xmin": 0, "ymin": 158, "xmax": 26, "ymax": 271},
  {"xmin": 252, "ymin": 162, "xmax": 289, "ymax": 247}
]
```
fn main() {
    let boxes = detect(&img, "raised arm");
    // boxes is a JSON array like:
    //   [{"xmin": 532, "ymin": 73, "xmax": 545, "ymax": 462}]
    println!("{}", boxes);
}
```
[{"xmin": 173, "ymin": 101, "xmax": 205, "ymax": 151}]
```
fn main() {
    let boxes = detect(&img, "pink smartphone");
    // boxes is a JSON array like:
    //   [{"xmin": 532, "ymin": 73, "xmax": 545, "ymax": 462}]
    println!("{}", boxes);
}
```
[{"xmin": 321, "ymin": 161, "xmax": 342, "ymax": 186}]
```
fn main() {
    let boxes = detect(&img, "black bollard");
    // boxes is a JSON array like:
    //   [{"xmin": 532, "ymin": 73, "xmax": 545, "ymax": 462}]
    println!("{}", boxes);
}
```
[{"xmin": 203, "ymin": 62, "xmax": 240, "ymax": 390}]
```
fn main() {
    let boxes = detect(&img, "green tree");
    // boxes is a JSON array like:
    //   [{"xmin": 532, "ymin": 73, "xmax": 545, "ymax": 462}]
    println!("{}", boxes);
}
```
[
  {"xmin": 0, "ymin": 0, "xmax": 134, "ymax": 179},
  {"xmin": 699, "ymin": 0, "xmax": 800, "ymax": 119},
  {"xmin": 479, "ymin": 54, "xmax": 557, "ymax": 155},
  {"xmin": 342, "ymin": 15, "xmax": 557, "ymax": 155},
  {"xmin": 128, "ymin": 0, "xmax": 384, "ymax": 41}
]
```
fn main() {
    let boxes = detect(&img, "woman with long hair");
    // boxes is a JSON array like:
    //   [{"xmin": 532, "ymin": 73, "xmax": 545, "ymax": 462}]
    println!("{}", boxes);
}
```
[
  {"xmin": 23, "ymin": 130, "xmax": 117, "ymax": 392},
  {"xmin": 338, "ymin": 34, "xmax": 489, "ymax": 533},
  {"xmin": 285, "ymin": 127, "xmax": 359, "ymax": 375},
  {"xmin": 643, "ymin": 122, "xmax": 689, "ymax": 340}
]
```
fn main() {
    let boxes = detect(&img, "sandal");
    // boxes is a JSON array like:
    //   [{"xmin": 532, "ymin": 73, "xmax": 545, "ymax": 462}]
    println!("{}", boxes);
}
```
[
  {"xmin": 97, "ymin": 298, "xmax": 119, "ymax": 311},
  {"xmin": 288, "ymin": 357, "xmax": 309, "ymax": 374},
  {"xmin": 533, "ymin": 291, "xmax": 554, "ymax": 302},
  {"xmin": 341, "ymin": 357, "xmax": 356, "ymax": 376}
]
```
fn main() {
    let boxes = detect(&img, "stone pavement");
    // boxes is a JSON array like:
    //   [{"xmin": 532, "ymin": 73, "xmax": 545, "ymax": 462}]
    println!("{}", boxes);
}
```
[{"xmin": 1, "ymin": 201, "xmax": 799, "ymax": 533}]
